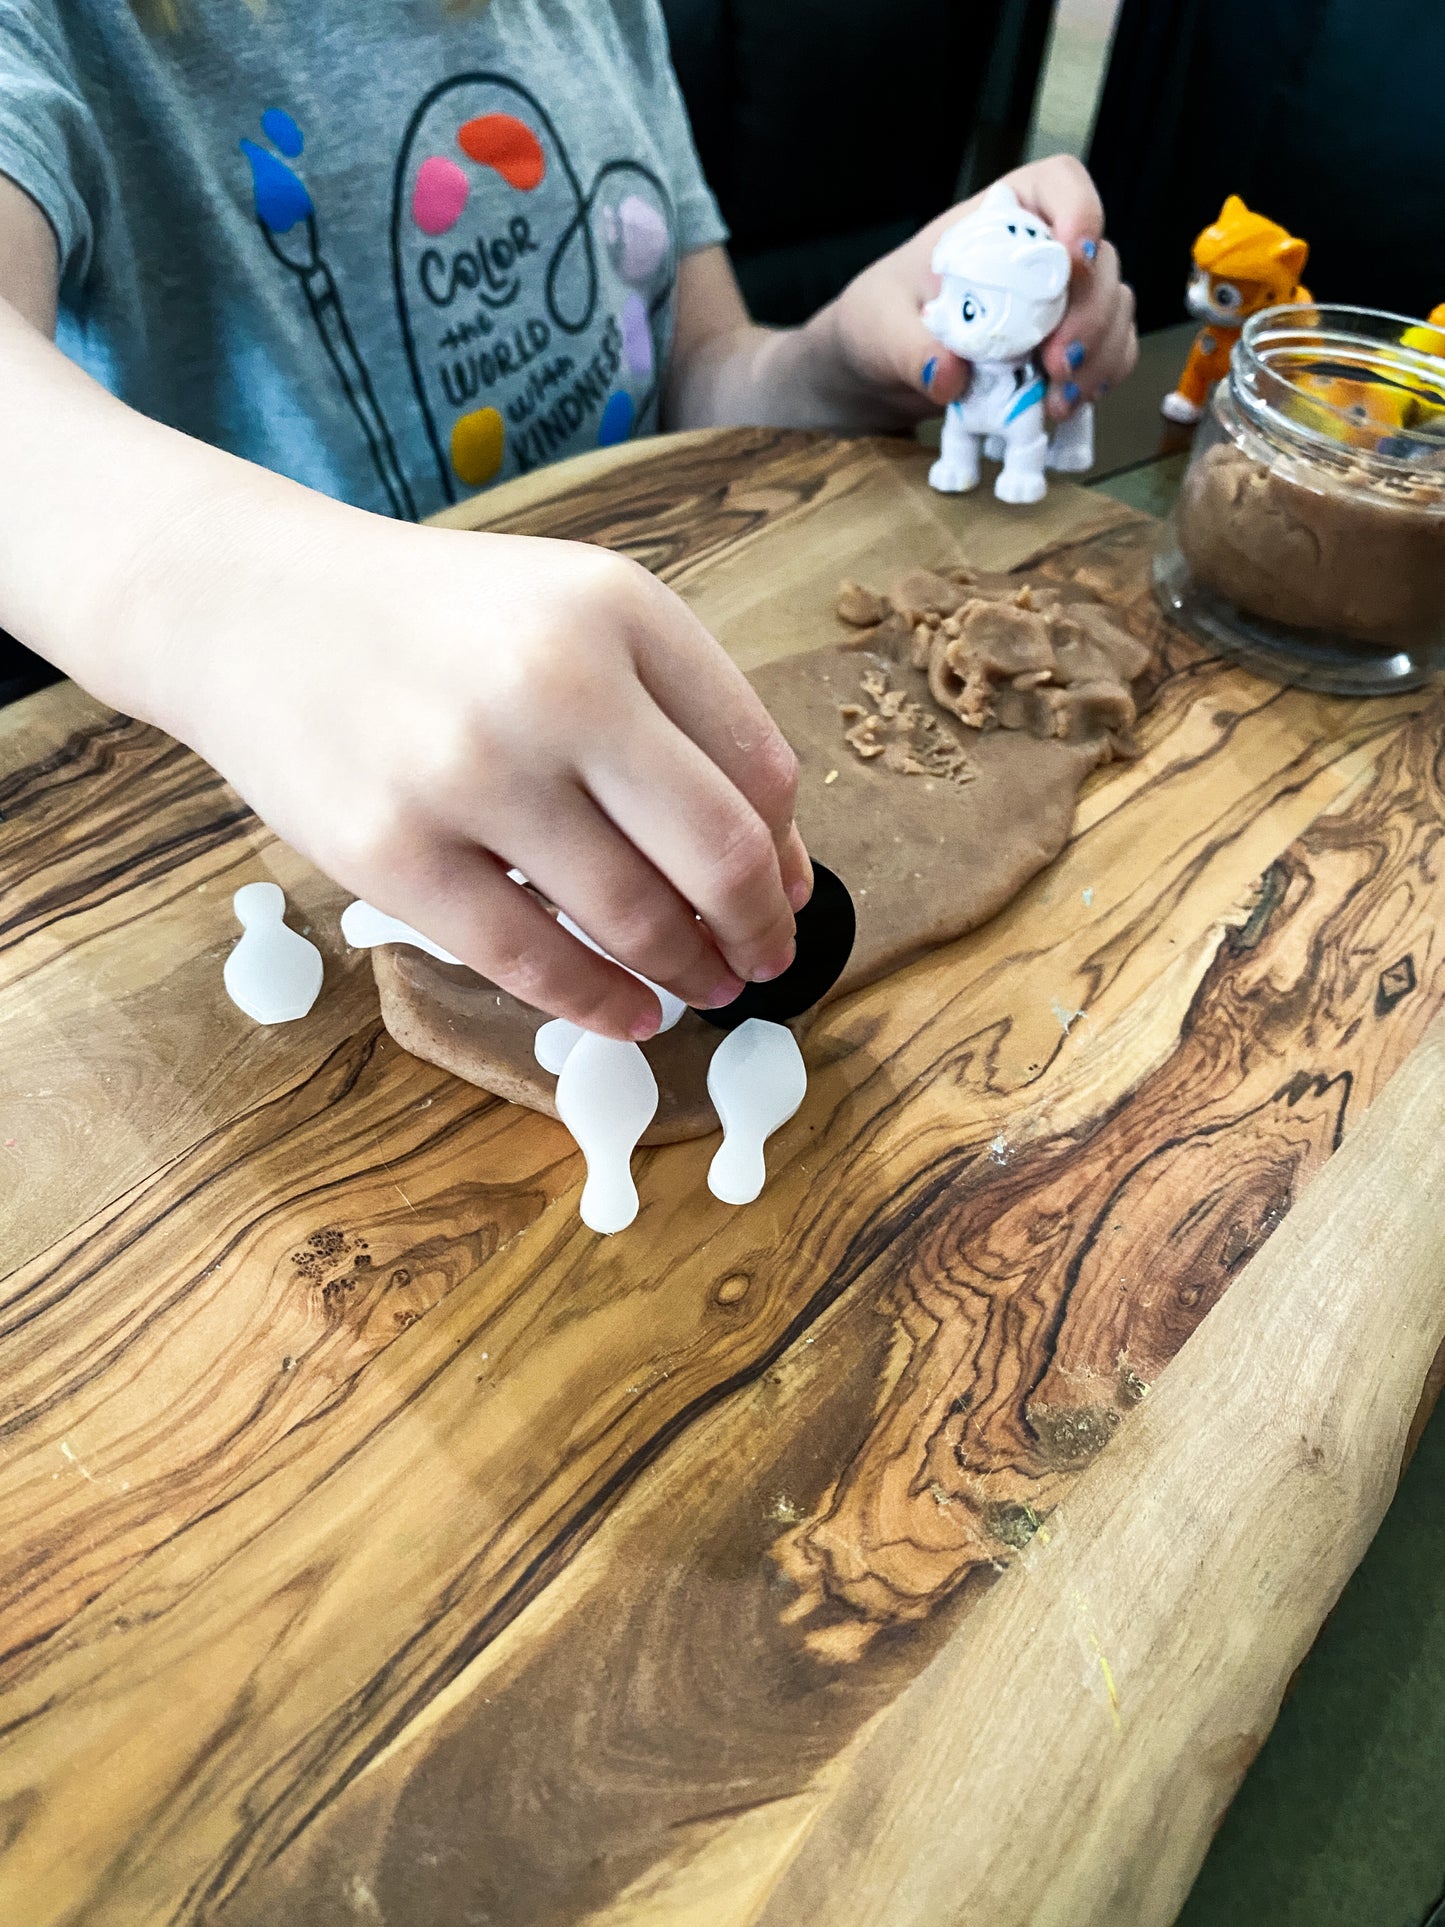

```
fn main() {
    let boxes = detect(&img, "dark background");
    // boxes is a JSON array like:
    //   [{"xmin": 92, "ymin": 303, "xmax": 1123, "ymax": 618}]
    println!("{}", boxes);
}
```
[
  {"xmin": 1089, "ymin": 0, "xmax": 1445, "ymax": 331},
  {"xmin": 664, "ymin": 0, "xmax": 1445, "ymax": 331}
]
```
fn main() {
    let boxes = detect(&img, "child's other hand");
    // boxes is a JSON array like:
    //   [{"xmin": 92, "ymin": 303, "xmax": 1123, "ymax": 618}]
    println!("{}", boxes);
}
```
[
  {"xmin": 831, "ymin": 154, "xmax": 1137, "ymax": 424},
  {"xmin": 165, "ymin": 520, "xmax": 811, "ymax": 1042}
]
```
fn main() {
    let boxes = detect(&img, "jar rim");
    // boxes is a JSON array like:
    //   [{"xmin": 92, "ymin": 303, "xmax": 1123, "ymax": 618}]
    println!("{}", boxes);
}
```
[{"xmin": 1231, "ymin": 303, "xmax": 1445, "ymax": 465}]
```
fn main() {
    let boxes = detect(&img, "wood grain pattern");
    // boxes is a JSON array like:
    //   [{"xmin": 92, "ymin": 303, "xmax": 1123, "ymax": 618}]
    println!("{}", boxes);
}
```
[
  {"xmin": 0, "ymin": 431, "xmax": 1440, "ymax": 1927},
  {"xmin": 755, "ymin": 1009, "xmax": 1445, "ymax": 1927}
]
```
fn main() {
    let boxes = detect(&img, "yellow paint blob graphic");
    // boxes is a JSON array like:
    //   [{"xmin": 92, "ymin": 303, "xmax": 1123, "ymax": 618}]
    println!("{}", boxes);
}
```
[{"xmin": 450, "ymin": 406, "xmax": 505, "ymax": 488}]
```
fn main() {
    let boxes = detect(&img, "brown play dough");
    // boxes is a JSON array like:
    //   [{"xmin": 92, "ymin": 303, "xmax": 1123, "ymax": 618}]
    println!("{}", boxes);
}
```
[
  {"xmin": 372, "ymin": 556, "xmax": 1159, "ymax": 1142},
  {"xmin": 1176, "ymin": 440, "xmax": 1445, "ymax": 647},
  {"xmin": 836, "ymin": 565, "xmax": 1150, "ymax": 755},
  {"xmin": 375, "ymin": 946, "xmax": 742, "ymax": 1145}
]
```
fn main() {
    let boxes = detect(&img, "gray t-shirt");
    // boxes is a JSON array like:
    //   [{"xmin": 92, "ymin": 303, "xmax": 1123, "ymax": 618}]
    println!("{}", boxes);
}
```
[{"xmin": 0, "ymin": 0, "xmax": 726, "ymax": 518}]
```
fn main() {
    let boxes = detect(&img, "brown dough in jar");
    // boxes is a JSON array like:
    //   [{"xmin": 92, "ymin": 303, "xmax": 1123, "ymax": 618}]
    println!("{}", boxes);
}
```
[{"xmin": 1176, "ymin": 440, "xmax": 1445, "ymax": 648}]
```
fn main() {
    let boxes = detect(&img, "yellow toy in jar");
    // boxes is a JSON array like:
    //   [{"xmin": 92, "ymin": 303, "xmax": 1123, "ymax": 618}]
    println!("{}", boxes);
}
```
[
  {"xmin": 1161, "ymin": 196, "xmax": 1310, "ymax": 425},
  {"xmin": 1286, "ymin": 301, "xmax": 1445, "ymax": 445},
  {"xmin": 1400, "ymin": 302, "xmax": 1445, "ymax": 357}
]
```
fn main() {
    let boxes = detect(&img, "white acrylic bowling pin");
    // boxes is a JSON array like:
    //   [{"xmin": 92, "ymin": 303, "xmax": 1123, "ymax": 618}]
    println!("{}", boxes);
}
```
[
  {"xmin": 224, "ymin": 882, "xmax": 324, "ymax": 1025},
  {"xmin": 706, "ymin": 1018, "xmax": 808, "ymax": 1206},
  {"xmin": 535, "ymin": 1017, "xmax": 585, "ymax": 1074},
  {"xmin": 554, "ymin": 1032, "xmax": 660, "ymax": 1234},
  {"xmin": 534, "ymin": 914, "xmax": 684, "ymax": 1078},
  {"xmin": 536, "ymin": 906, "xmax": 686, "ymax": 1068},
  {"xmin": 554, "ymin": 910, "xmax": 686, "ymax": 1032},
  {"xmin": 534, "ymin": 921, "xmax": 678, "ymax": 1231},
  {"xmin": 340, "ymin": 900, "xmax": 461, "ymax": 967}
]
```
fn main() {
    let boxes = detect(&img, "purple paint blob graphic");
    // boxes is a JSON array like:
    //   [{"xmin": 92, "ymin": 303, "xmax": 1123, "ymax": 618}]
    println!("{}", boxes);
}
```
[
  {"xmin": 412, "ymin": 155, "xmax": 470, "ymax": 237},
  {"xmin": 621, "ymin": 292, "xmax": 653, "ymax": 378},
  {"xmin": 598, "ymin": 391, "xmax": 635, "ymax": 447},
  {"xmin": 239, "ymin": 138, "xmax": 312, "ymax": 233},
  {"xmin": 260, "ymin": 107, "xmax": 304, "ymax": 158},
  {"xmin": 602, "ymin": 194, "xmax": 669, "ymax": 285}
]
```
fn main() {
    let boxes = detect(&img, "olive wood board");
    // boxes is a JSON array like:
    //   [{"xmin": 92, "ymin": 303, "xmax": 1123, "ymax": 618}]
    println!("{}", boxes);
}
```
[{"xmin": 0, "ymin": 428, "xmax": 1442, "ymax": 1927}]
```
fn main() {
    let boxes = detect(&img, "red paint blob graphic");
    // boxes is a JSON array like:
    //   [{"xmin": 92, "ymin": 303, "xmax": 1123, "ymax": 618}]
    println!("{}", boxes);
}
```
[{"xmin": 457, "ymin": 114, "xmax": 546, "ymax": 191}]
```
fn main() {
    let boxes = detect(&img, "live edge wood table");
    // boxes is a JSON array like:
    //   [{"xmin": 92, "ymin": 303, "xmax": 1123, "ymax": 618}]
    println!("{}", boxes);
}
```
[{"xmin": 2, "ymin": 429, "xmax": 1444, "ymax": 1927}]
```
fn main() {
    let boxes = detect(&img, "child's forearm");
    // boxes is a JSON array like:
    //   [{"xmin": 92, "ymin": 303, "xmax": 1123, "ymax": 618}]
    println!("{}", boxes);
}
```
[
  {"xmin": 667, "ymin": 304, "xmax": 914, "ymax": 432},
  {"xmin": 664, "ymin": 246, "xmax": 920, "ymax": 434},
  {"xmin": 0, "ymin": 293, "xmax": 348, "ymax": 732}
]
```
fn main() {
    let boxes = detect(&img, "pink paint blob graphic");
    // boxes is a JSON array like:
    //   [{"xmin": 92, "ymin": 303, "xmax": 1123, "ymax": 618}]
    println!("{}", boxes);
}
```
[
  {"xmin": 602, "ymin": 195, "xmax": 670, "ymax": 285},
  {"xmin": 412, "ymin": 156, "xmax": 470, "ymax": 236},
  {"xmin": 457, "ymin": 114, "xmax": 546, "ymax": 191},
  {"xmin": 621, "ymin": 292, "xmax": 653, "ymax": 378}
]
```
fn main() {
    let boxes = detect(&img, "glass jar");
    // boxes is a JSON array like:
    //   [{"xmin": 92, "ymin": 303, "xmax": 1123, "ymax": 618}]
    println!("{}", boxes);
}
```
[{"xmin": 1155, "ymin": 304, "xmax": 1445, "ymax": 694}]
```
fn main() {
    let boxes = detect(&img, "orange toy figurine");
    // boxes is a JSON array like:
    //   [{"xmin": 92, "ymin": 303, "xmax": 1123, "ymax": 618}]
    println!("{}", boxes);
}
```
[{"xmin": 1161, "ymin": 195, "xmax": 1310, "ymax": 424}]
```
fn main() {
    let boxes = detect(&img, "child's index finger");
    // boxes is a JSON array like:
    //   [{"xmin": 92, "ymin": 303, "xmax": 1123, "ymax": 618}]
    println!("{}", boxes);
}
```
[{"xmin": 1010, "ymin": 155, "xmax": 1104, "ymax": 258}]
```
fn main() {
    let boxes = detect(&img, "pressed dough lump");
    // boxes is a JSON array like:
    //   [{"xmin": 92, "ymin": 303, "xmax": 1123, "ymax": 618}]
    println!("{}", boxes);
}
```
[{"xmin": 836, "ymin": 564, "xmax": 1150, "ymax": 756}]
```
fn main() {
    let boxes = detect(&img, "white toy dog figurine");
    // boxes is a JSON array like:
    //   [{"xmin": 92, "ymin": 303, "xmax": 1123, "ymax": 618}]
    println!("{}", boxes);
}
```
[{"xmin": 923, "ymin": 182, "xmax": 1094, "ymax": 505}]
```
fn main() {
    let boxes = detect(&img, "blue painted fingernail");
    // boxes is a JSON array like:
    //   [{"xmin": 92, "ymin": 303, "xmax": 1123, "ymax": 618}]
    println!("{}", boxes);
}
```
[
  {"xmin": 922, "ymin": 356, "xmax": 938, "ymax": 391},
  {"xmin": 1065, "ymin": 340, "xmax": 1086, "ymax": 371},
  {"xmin": 1063, "ymin": 381, "xmax": 1081, "ymax": 404},
  {"xmin": 1081, "ymin": 238, "xmax": 1098, "ymax": 262}
]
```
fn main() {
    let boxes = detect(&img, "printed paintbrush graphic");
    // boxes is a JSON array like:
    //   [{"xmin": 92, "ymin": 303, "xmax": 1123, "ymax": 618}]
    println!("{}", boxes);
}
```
[{"xmin": 239, "ymin": 112, "xmax": 417, "ymax": 520}]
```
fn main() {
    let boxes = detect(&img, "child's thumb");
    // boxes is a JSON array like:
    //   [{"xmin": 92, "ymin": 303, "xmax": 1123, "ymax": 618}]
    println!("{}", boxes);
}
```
[{"xmin": 915, "ymin": 332, "xmax": 969, "ymax": 407}]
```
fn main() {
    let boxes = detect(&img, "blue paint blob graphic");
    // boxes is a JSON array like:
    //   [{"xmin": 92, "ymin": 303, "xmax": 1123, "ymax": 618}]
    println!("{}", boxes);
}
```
[
  {"xmin": 597, "ymin": 391, "xmax": 635, "ymax": 447},
  {"xmin": 260, "ymin": 108, "xmax": 304, "ymax": 158},
  {"xmin": 239, "ymin": 138, "xmax": 312, "ymax": 233}
]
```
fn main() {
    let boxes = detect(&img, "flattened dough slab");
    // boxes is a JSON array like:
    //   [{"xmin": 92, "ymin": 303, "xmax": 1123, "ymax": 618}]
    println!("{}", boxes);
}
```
[{"xmin": 373, "ymin": 629, "xmax": 1113, "ymax": 1142}]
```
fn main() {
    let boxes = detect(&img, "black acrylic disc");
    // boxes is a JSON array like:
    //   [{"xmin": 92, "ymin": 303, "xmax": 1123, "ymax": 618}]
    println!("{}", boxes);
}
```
[{"xmin": 697, "ymin": 861, "xmax": 856, "ymax": 1030}]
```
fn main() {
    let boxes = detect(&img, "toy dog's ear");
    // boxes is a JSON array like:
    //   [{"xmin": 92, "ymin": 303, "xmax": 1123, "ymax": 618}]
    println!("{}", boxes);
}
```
[
  {"xmin": 980, "ymin": 179, "xmax": 1022, "ymax": 216},
  {"xmin": 1031, "ymin": 247, "xmax": 1071, "ymax": 301},
  {"xmin": 1007, "ymin": 240, "xmax": 1070, "ymax": 303},
  {"xmin": 1218, "ymin": 193, "xmax": 1250, "ymax": 223},
  {"xmin": 1274, "ymin": 235, "xmax": 1309, "ymax": 282}
]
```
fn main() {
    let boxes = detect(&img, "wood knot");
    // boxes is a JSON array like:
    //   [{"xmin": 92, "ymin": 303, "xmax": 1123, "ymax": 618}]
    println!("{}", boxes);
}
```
[
  {"xmin": 1028, "ymin": 1400, "xmax": 1122, "ymax": 1469},
  {"xmin": 986, "ymin": 1501, "xmax": 1044, "ymax": 1550},
  {"xmin": 715, "ymin": 1271, "xmax": 751, "ymax": 1306}
]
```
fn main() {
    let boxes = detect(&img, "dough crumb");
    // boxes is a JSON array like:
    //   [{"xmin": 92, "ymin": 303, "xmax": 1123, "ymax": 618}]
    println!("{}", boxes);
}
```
[
  {"xmin": 890, "ymin": 568, "xmax": 970, "ymax": 625},
  {"xmin": 836, "ymin": 580, "xmax": 889, "ymax": 627},
  {"xmin": 839, "ymin": 665, "xmax": 975, "ymax": 784}
]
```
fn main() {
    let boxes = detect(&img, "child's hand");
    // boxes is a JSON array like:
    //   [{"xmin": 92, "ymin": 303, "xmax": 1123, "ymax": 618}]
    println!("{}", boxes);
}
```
[
  {"xmin": 0, "ymin": 264, "xmax": 808, "ymax": 1046},
  {"xmin": 164, "ymin": 516, "xmax": 811, "ymax": 1042},
  {"xmin": 829, "ymin": 155, "xmax": 1137, "ymax": 425}
]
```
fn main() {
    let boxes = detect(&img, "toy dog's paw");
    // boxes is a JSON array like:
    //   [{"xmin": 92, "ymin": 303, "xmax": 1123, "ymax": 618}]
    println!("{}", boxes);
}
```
[
  {"xmin": 929, "ymin": 457, "xmax": 981, "ymax": 494},
  {"xmin": 1048, "ymin": 444, "xmax": 1093, "ymax": 474},
  {"xmin": 1161, "ymin": 390, "xmax": 1203, "ymax": 424},
  {"xmin": 994, "ymin": 466, "xmax": 1047, "ymax": 505},
  {"xmin": 1046, "ymin": 404, "xmax": 1095, "ymax": 473}
]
